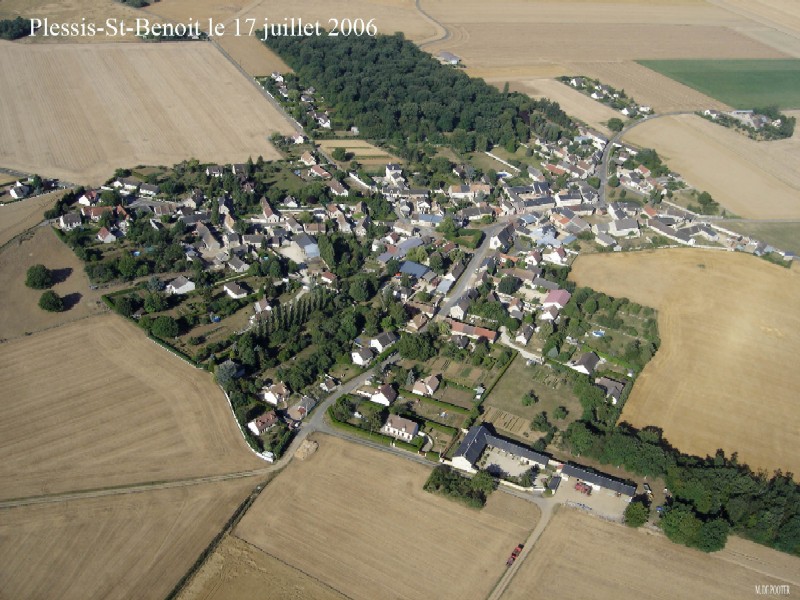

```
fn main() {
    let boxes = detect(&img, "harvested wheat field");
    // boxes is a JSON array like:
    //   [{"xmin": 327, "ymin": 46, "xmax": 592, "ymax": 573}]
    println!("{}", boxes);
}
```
[
  {"xmin": 217, "ymin": 33, "xmax": 291, "ymax": 76},
  {"xmin": 216, "ymin": 0, "xmax": 435, "ymax": 42},
  {"xmin": 0, "ymin": 314, "xmax": 265, "ymax": 501},
  {"xmin": 624, "ymin": 114, "xmax": 800, "ymax": 218},
  {"xmin": 502, "ymin": 507, "xmax": 799, "ymax": 600},
  {"xmin": 498, "ymin": 78, "xmax": 620, "ymax": 134},
  {"xmin": 236, "ymin": 435, "xmax": 540, "ymax": 600},
  {"xmin": 710, "ymin": 0, "xmax": 800, "ymax": 58},
  {"xmin": 0, "ymin": 0, "xmax": 148, "ymax": 42},
  {"xmin": 0, "ymin": 226, "xmax": 107, "ymax": 339},
  {"xmin": 0, "ymin": 479, "xmax": 255, "ymax": 600},
  {"xmin": 0, "ymin": 41, "xmax": 293, "ymax": 186},
  {"xmin": 143, "ymin": 0, "xmax": 255, "ymax": 24},
  {"xmin": 569, "ymin": 60, "xmax": 730, "ymax": 112},
  {"xmin": 0, "ymin": 191, "xmax": 60, "ymax": 247},
  {"xmin": 178, "ymin": 534, "xmax": 347, "ymax": 600},
  {"xmin": 570, "ymin": 249, "xmax": 800, "ymax": 476},
  {"xmin": 421, "ymin": 0, "xmax": 784, "ymax": 74}
]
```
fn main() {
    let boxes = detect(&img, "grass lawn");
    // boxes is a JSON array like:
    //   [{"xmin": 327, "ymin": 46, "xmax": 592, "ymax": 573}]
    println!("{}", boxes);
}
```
[
  {"xmin": 637, "ymin": 59, "xmax": 800, "ymax": 109},
  {"xmin": 485, "ymin": 355, "xmax": 580, "ymax": 423},
  {"xmin": 722, "ymin": 221, "xmax": 800, "ymax": 255},
  {"xmin": 404, "ymin": 396, "xmax": 468, "ymax": 429},
  {"xmin": 467, "ymin": 151, "xmax": 508, "ymax": 174},
  {"xmin": 490, "ymin": 145, "xmax": 542, "ymax": 170},
  {"xmin": 436, "ymin": 385, "xmax": 475, "ymax": 410}
]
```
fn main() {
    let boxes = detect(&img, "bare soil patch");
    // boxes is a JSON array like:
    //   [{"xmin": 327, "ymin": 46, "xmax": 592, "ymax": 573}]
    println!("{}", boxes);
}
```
[
  {"xmin": 236, "ymin": 435, "xmax": 540, "ymax": 600},
  {"xmin": 0, "ymin": 227, "xmax": 106, "ymax": 339},
  {"xmin": 178, "ymin": 534, "xmax": 347, "ymax": 600},
  {"xmin": 0, "ymin": 41, "xmax": 292, "ymax": 186},
  {"xmin": 0, "ymin": 479, "xmax": 254, "ymax": 600},
  {"xmin": 0, "ymin": 314, "xmax": 265, "ymax": 501},
  {"xmin": 502, "ymin": 507, "xmax": 799, "ymax": 600},
  {"xmin": 570, "ymin": 249, "xmax": 800, "ymax": 477},
  {"xmin": 624, "ymin": 114, "xmax": 800, "ymax": 218}
]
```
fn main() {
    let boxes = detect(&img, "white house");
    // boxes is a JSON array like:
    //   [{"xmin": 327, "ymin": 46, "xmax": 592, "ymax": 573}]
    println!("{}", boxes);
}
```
[
  {"xmin": 262, "ymin": 382, "xmax": 290, "ymax": 406},
  {"xmin": 542, "ymin": 247, "xmax": 568, "ymax": 266},
  {"xmin": 449, "ymin": 297, "xmax": 470, "ymax": 321},
  {"xmin": 381, "ymin": 415, "xmax": 419, "ymax": 442},
  {"xmin": 352, "ymin": 347, "xmax": 375, "ymax": 367},
  {"xmin": 609, "ymin": 218, "xmax": 640, "ymax": 237},
  {"xmin": 254, "ymin": 298, "xmax": 272, "ymax": 315},
  {"xmin": 59, "ymin": 213, "xmax": 82, "ymax": 230},
  {"xmin": 165, "ymin": 276, "xmax": 196, "ymax": 295},
  {"xmin": 412, "ymin": 374, "xmax": 440, "ymax": 397},
  {"xmin": 223, "ymin": 281, "xmax": 248, "ymax": 299},
  {"xmin": 247, "ymin": 411, "xmax": 278, "ymax": 435},
  {"xmin": 542, "ymin": 289, "xmax": 571, "ymax": 310},
  {"xmin": 370, "ymin": 331, "xmax": 398, "ymax": 354},
  {"xmin": 96, "ymin": 227, "xmax": 117, "ymax": 244},
  {"xmin": 370, "ymin": 384, "xmax": 398, "ymax": 406},
  {"xmin": 489, "ymin": 225, "xmax": 514, "ymax": 251},
  {"xmin": 569, "ymin": 351, "xmax": 600, "ymax": 375},
  {"xmin": 515, "ymin": 324, "xmax": 534, "ymax": 345}
]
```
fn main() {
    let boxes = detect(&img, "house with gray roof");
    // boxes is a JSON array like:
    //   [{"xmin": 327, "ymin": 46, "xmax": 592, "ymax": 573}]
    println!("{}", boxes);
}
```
[
  {"xmin": 451, "ymin": 425, "xmax": 550, "ymax": 473},
  {"xmin": 560, "ymin": 464, "xmax": 636, "ymax": 498}
]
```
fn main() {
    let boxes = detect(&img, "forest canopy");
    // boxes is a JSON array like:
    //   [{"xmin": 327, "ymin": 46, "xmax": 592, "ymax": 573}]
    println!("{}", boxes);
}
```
[{"xmin": 263, "ymin": 32, "xmax": 576, "ymax": 150}]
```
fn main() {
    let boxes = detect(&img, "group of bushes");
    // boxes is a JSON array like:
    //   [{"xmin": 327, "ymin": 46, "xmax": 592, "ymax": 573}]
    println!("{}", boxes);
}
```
[{"xmin": 25, "ymin": 265, "xmax": 65, "ymax": 312}]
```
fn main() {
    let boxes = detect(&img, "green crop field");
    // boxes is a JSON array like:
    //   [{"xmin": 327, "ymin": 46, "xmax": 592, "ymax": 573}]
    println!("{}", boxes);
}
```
[{"xmin": 637, "ymin": 59, "xmax": 800, "ymax": 109}]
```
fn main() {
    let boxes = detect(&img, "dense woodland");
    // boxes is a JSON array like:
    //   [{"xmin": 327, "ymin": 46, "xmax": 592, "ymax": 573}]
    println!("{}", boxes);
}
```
[
  {"xmin": 564, "ymin": 420, "xmax": 800, "ymax": 554},
  {"xmin": 263, "ymin": 32, "xmax": 576, "ymax": 152},
  {"xmin": 0, "ymin": 17, "xmax": 29, "ymax": 40}
]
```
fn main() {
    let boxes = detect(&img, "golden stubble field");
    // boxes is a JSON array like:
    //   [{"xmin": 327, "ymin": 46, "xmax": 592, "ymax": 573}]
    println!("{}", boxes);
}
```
[
  {"xmin": 0, "ymin": 479, "xmax": 255, "ymax": 600},
  {"xmin": 0, "ymin": 314, "xmax": 265, "ymax": 501},
  {"xmin": 570, "ymin": 249, "xmax": 800, "ymax": 477},
  {"xmin": 235, "ymin": 435, "xmax": 540, "ymax": 600},
  {"xmin": 178, "ymin": 534, "xmax": 348, "ymax": 600},
  {"xmin": 0, "ymin": 41, "xmax": 293, "ymax": 186},
  {"xmin": 0, "ymin": 0, "xmax": 148, "ymax": 42},
  {"xmin": 624, "ymin": 114, "xmax": 800, "ymax": 219},
  {"xmin": 502, "ymin": 508, "xmax": 799, "ymax": 600}
]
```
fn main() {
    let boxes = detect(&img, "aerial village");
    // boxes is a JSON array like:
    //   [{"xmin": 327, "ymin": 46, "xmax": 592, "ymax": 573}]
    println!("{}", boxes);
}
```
[{"xmin": 19, "ymin": 68, "xmax": 793, "ymax": 522}]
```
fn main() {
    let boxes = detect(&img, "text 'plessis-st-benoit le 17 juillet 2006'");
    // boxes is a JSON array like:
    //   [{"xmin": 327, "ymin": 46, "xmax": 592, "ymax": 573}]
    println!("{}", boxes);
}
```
[{"xmin": 27, "ymin": 17, "xmax": 378, "ymax": 39}]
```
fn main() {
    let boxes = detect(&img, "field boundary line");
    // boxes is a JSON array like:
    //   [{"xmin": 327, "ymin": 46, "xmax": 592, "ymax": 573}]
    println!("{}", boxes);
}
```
[
  {"xmin": 209, "ymin": 38, "xmax": 304, "ymax": 135},
  {"xmin": 0, "ymin": 469, "xmax": 272, "ymax": 510},
  {"xmin": 230, "ymin": 534, "xmax": 358, "ymax": 600},
  {"xmin": 164, "ymin": 480, "xmax": 270, "ymax": 600}
]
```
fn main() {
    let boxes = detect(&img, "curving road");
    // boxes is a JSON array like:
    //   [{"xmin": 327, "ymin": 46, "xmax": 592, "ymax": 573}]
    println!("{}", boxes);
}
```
[
  {"xmin": 415, "ymin": 0, "xmax": 451, "ymax": 49},
  {"xmin": 598, "ymin": 111, "xmax": 696, "ymax": 205}
]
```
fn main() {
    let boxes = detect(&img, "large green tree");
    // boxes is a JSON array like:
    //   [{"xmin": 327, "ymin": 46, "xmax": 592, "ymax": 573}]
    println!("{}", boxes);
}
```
[
  {"xmin": 38, "ymin": 290, "xmax": 64, "ymax": 312},
  {"xmin": 26, "ymin": 264, "xmax": 53, "ymax": 289}
]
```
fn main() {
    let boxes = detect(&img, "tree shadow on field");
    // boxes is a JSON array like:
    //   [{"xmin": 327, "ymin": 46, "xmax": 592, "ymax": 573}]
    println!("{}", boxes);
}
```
[
  {"xmin": 62, "ymin": 292, "xmax": 82, "ymax": 311},
  {"xmin": 51, "ymin": 267, "xmax": 73, "ymax": 284}
]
